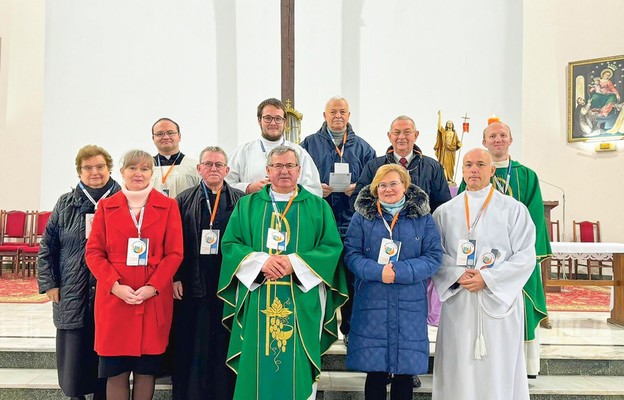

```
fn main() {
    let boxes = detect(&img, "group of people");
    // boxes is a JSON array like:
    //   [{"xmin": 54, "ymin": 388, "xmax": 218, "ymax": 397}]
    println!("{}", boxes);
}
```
[{"xmin": 37, "ymin": 96, "xmax": 550, "ymax": 400}]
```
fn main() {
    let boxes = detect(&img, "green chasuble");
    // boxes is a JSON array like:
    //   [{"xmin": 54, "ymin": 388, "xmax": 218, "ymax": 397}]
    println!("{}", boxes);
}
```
[
  {"xmin": 459, "ymin": 160, "xmax": 550, "ymax": 341},
  {"xmin": 218, "ymin": 185, "xmax": 348, "ymax": 400}
]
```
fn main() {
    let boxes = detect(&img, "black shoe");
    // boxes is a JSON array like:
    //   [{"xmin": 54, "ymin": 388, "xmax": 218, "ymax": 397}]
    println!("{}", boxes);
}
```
[
  {"xmin": 527, "ymin": 375, "xmax": 537, "ymax": 379},
  {"xmin": 412, "ymin": 375, "xmax": 421, "ymax": 388}
]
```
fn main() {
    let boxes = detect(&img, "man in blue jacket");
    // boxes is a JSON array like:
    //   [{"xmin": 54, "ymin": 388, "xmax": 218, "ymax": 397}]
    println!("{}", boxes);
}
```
[
  {"xmin": 353, "ymin": 115, "xmax": 451, "ymax": 212},
  {"xmin": 301, "ymin": 96, "xmax": 376, "ymax": 342}
]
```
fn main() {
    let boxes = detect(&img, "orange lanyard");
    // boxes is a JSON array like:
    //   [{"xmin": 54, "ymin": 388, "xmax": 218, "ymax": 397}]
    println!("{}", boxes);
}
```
[
  {"xmin": 333, "ymin": 131, "xmax": 348, "ymax": 160},
  {"xmin": 157, "ymin": 153, "xmax": 181, "ymax": 185},
  {"xmin": 464, "ymin": 186, "xmax": 495, "ymax": 238},
  {"xmin": 270, "ymin": 189, "xmax": 297, "ymax": 231},
  {"xmin": 201, "ymin": 182, "xmax": 222, "ymax": 230},
  {"xmin": 377, "ymin": 201, "xmax": 401, "ymax": 240}
]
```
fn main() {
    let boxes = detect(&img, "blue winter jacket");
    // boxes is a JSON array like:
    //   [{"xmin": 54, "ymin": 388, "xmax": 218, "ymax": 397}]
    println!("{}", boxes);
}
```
[
  {"xmin": 344, "ymin": 184, "xmax": 442, "ymax": 375},
  {"xmin": 301, "ymin": 122, "xmax": 376, "ymax": 236}
]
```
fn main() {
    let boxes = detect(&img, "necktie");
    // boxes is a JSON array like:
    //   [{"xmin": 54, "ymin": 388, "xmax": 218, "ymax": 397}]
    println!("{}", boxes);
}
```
[{"xmin": 399, "ymin": 157, "xmax": 408, "ymax": 169}]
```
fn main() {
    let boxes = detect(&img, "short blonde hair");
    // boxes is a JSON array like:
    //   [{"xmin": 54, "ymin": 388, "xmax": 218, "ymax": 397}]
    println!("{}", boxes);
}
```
[
  {"xmin": 370, "ymin": 164, "xmax": 411, "ymax": 198},
  {"xmin": 119, "ymin": 149, "xmax": 154, "ymax": 171}
]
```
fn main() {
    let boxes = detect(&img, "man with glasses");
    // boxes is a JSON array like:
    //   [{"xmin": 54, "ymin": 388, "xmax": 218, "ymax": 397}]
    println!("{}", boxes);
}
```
[
  {"xmin": 353, "ymin": 115, "xmax": 451, "ymax": 213},
  {"xmin": 300, "ymin": 96, "xmax": 376, "ymax": 345},
  {"xmin": 151, "ymin": 117, "xmax": 200, "ymax": 198},
  {"xmin": 172, "ymin": 146, "xmax": 244, "ymax": 400},
  {"xmin": 225, "ymin": 98, "xmax": 322, "ymax": 197},
  {"xmin": 219, "ymin": 145, "xmax": 347, "ymax": 400},
  {"xmin": 351, "ymin": 115, "xmax": 451, "ymax": 389}
]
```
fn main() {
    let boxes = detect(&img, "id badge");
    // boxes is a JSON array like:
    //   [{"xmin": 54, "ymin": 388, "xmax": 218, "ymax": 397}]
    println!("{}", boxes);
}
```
[
  {"xmin": 85, "ymin": 213, "xmax": 95, "ymax": 239},
  {"xmin": 377, "ymin": 238, "xmax": 401, "ymax": 264},
  {"xmin": 127, "ymin": 238, "xmax": 149, "ymax": 266},
  {"xmin": 456, "ymin": 239, "xmax": 477, "ymax": 268},
  {"xmin": 334, "ymin": 162, "xmax": 350, "ymax": 173},
  {"xmin": 200, "ymin": 229, "xmax": 220, "ymax": 255},
  {"xmin": 266, "ymin": 228, "xmax": 287, "ymax": 251},
  {"xmin": 476, "ymin": 248, "xmax": 505, "ymax": 270}
]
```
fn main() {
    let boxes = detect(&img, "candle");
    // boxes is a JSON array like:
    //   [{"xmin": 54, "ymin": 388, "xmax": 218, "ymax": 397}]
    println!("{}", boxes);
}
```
[{"xmin": 488, "ymin": 114, "xmax": 500, "ymax": 125}]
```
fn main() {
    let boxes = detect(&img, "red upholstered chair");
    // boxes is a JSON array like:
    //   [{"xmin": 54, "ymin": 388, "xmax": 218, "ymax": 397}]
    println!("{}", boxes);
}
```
[
  {"xmin": 572, "ymin": 220, "xmax": 611, "ymax": 279},
  {"xmin": 19, "ymin": 211, "xmax": 52, "ymax": 278},
  {"xmin": 0, "ymin": 210, "xmax": 32, "ymax": 277}
]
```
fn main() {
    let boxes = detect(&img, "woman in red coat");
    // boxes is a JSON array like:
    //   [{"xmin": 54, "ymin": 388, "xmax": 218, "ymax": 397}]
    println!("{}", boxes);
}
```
[{"xmin": 86, "ymin": 149, "xmax": 183, "ymax": 400}]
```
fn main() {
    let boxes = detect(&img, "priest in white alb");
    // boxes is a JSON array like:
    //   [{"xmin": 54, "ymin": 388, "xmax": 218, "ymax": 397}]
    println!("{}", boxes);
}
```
[{"xmin": 431, "ymin": 148, "xmax": 535, "ymax": 400}]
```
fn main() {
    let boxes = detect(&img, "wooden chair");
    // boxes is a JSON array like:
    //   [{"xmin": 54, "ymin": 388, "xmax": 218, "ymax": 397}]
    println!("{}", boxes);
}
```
[
  {"xmin": 0, "ymin": 210, "xmax": 32, "ymax": 277},
  {"xmin": 572, "ymin": 220, "xmax": 611, "ymax": 279},
  {"xmin": 19, "ymin": 211, "xmax": 52, "ymax": 278},
  {"xmin": 548, "ymin": 220, "xmax": 571, "ymax": 279}
]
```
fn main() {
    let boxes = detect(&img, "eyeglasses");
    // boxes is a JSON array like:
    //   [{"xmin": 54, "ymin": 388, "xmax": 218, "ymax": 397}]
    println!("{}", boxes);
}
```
[
  {"xmin": 200, "ymin": 161, "xmax": 227, "ymax": 170},
  {"xmin": 80, "ymin": 164, "xmax": 108, "ymax": 172},
  {"xmin": 261, "ymin": 116, "xmax": 286, "ymax": 124},
  {"xmin": 153, "ymin": 130, "xmax": 179, "ymax": 138},
  {"xmin": 268, "ymin": 163, "xmax": 298, "ymax": 170},
  {"xmin": 390, "ymin": 130, "xmax": 415, "ymax": 138},
  {"xmin": 378, "ymin": 181, "xmax": 402, "ymax": 190}
]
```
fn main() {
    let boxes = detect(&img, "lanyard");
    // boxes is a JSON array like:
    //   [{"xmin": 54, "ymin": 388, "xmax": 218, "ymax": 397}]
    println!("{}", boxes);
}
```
[
  {"xmin": 333, "ymin": 131, "xmax": 348, "ymax": 162},
  {"xmin": 269, "ymin": 189, "xmax": 297, "ymax": 231},
  {"xmin": 464, "ymin": 186, "xmax": 495, "ymax": 239},
  {"xmin": 493, "ymin": 157, "xmax": 512, "ymax": 194},
  {"xmin": 129, "ymin": 207, "xmax": 145, "ymax": 238},
  {"xmin": 157, "ymin": 153, "xmax": 182, "ymax": 185},
  {"xmin": 376, "ymin": 201, "xmax": 401, "ymax": 241},
  {"xmin": 78, "ymin": 182, "xmax": 112, "ymax": 211},
  {"xmin": 259, "ymin": 137, "xmax": 286, "ymax": 158},
  {"xmin": 201, "ymin": 181, "xmax": 222, "ymax": 230}
]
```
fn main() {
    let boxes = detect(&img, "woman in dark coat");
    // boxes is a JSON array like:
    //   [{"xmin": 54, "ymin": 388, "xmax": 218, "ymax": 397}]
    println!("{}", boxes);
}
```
[
  {"xmin": 38, "ymin": 144, "xmax": 121, "ymax": 400},
  {"xmin": 344, "ymin": 164, "xmax": 442, "ymax": 400}
]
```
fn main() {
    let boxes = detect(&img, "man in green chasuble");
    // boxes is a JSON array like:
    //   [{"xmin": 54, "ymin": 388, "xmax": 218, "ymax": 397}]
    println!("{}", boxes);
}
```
[
  {"xmin": 218, "ymin": 145, "xmax": 348, "ymax": 400},
  {"xmin": 459, "ymin": 121, "xmax": 550, "ymax": 378}
]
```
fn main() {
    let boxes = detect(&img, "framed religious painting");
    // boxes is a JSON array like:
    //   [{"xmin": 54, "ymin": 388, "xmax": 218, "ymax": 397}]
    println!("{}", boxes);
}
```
[{"xmin": 567, "ymin": 55, "xmax": 624, "ymax": 143}]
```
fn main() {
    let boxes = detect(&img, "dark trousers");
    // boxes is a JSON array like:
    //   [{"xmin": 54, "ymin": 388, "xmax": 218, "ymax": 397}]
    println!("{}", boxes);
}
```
[{"xmin": 365, "ymin": 372, "xmax": 413, "ymax": 400}]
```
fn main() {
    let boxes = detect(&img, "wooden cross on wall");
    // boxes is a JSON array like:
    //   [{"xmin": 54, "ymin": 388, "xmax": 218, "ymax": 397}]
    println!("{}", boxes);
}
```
[{"xmin": 281, "ymin": 0, "xmax": 294, "ymax": 107}]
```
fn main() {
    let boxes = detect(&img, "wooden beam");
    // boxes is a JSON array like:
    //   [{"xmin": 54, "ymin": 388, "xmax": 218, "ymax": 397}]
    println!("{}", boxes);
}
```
[{"xmin": 281, "ymin": 0, "xmax": 295, "ymax": 106}]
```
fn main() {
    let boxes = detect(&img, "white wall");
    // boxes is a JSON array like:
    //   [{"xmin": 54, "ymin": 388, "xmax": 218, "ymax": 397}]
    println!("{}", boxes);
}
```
[
  {"xmin": 522, "ymin": 0, "xmax": 624, "ymax": 241},
  {"xmin": 38, "ymin": 0, "xmax": 522, "ymax": 208},
  {"xmin": 0, "ymin": 0, "xmax": 45, "ymax": 210},
  {"xmin": 10, "ymin": 0, "xmax": 620, "ymax": 241}
]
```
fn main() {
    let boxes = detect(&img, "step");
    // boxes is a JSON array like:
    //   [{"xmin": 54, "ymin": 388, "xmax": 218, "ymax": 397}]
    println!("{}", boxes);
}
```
[
  {"xmin": 2, "ymin": 340, "xmax": 624, "ymax": 376},
  {"xmin": 1, "ymin": 369, "xmax": 624, "ymax": 399}
]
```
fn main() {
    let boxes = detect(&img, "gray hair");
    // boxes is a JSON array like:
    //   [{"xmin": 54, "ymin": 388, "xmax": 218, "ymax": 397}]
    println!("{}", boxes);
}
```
[
  {"xmin": 120, "ymin": 149, "xmax": 154, "ymax": 170},
  {"xmin": 325, "ymin": 96, "xmax": 350, "ymax": 109},
  {"xmin": 389, "ymin": 115, "xmax": 417, "ymax": 132},
  {"xmin": 199, "ymin": 146, "xmax": 228, "ymax": 164},
  {"xmin": 266, "ymin": 145, "xmax": 300, "ymax": 166}
]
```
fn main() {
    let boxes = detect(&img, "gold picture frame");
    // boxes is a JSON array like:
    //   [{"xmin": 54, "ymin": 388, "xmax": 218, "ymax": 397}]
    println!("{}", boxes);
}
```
[{"xmin": 567, "ymin": 55, "xmax": 624, "ymax": 142}]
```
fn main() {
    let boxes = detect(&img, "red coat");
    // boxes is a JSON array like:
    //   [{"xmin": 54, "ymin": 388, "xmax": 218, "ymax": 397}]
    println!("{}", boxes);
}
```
[{"xmin": 85, "ymin": 189, "xmax": 183, "ymax": 356}]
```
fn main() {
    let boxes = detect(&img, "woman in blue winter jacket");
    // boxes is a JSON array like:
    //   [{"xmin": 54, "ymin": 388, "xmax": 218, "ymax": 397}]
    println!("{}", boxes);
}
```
[{"xmin": 344, "ymin": 164, "xmax": 442, "ymax": 400}]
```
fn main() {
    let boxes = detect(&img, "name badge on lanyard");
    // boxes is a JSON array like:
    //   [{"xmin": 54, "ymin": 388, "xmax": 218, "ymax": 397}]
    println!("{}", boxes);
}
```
[
  {"xmin": 200, "ymin": 229, "xmax": 220, "ymax": 254},
  {"xmin": 200, "ymin": 182, "xmax": 222, "ymax": 255},
  {"xmin": 85, "ymin": 214, "xmax": 95, "ymax": 239},
  {"xmin": 127, "ymin": 238, "xmax": 149, "ymax": 266},
  {"xmin": 266, "ymin": 228, "xmax": 287, "ymax": 251},
  {"xmin": 378, "ymin": 238, "xmax": 401, "ymax": 264},
  {"xmin": 126, "ymin": 207, "xmax": 148, "ymax": 266},
  {"xmin": 456, "ymin": 239, "xmax": 477, "ymax": 267}
]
